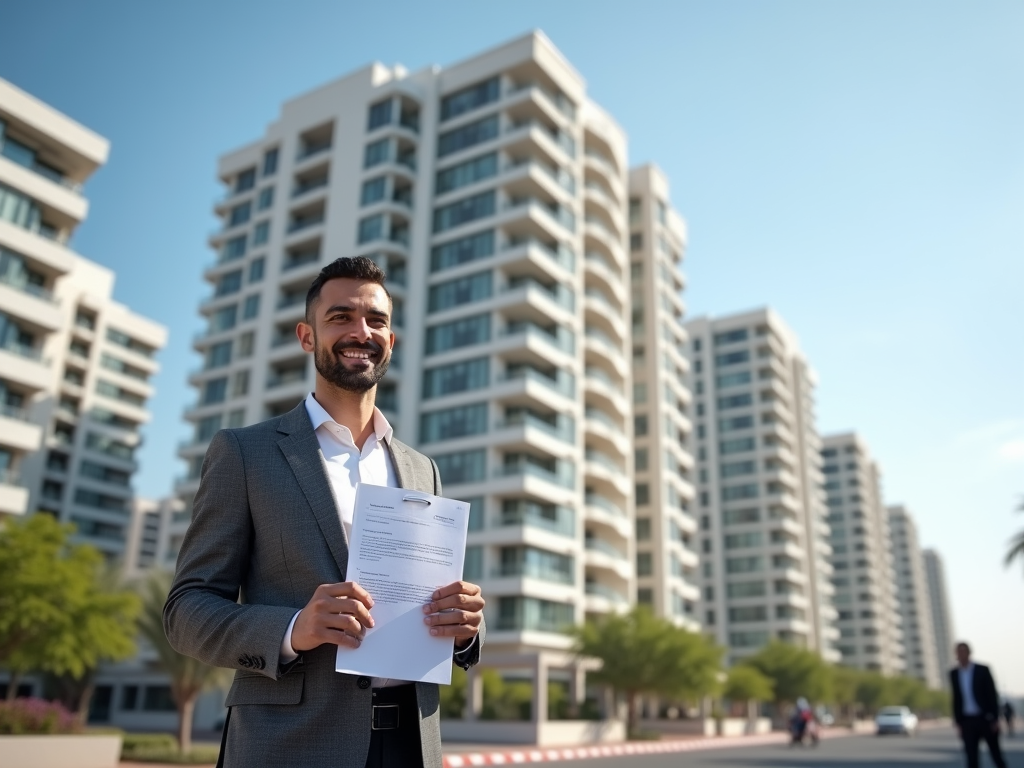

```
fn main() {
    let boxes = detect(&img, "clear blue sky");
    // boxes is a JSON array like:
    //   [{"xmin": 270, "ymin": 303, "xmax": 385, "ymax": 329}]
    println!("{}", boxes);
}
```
[{"xmin": 3, "ymin": 1, "xmax": 1022, "ymax": 690}]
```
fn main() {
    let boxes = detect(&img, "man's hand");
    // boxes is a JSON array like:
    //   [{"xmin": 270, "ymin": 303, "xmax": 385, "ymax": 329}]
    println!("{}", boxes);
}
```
[
  {"xmin": 291, "ymin": 582, "xmax": 374, "ymax": 652},
  {"xmin": 422, "ymin": 581, "xmax": 484, "ymax": 649}
]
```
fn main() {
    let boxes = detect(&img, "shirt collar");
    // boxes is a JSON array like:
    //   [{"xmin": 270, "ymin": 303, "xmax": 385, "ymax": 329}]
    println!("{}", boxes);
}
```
[{"xmin": 304, "ymin": 392, "xmax": 393, "ymax": 445}]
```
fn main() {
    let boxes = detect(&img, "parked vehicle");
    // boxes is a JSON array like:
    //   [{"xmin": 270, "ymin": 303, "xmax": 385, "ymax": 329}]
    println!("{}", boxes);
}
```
[{"xmin": 875, "ymin": 706, "xmax": 918, "ymax": 736}]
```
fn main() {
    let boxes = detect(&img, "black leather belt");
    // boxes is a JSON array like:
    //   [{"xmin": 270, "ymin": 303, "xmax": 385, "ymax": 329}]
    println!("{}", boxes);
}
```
[{"xmin": 370, "ymin": 684, "xmax": 415, "ymax": 731}]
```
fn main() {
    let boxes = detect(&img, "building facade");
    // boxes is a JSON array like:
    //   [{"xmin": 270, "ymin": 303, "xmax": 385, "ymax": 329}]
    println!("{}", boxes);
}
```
[
  {"xmin": 0, "ymin": 77, "xmax": 166, "ymax": 558},
  {"xmin": 888, "ymin": 506, "xmax": 941, "ymax": 688},
  {"xmin": 175, "ymin": 32, "xmax": 698, "ymax": 725},
  {"xmin": 922, "ymin": 548, "xmax": 955, "ymax": 681},
  {"xmin": 821, "ymin": 433, "xmax": 904, "ymax": 674},
  {"xmin": 686, "ymin": 308, "xmax": 839, "ymax": 664}
]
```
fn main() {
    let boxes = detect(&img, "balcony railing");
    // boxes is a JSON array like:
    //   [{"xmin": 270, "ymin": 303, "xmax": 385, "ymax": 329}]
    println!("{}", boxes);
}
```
[
  {"xmin": 497, "ymin": 412, "xmax": 575, "ymax": 444},
  {"xmin": 506, "ymin": 278, "xmax": 574, "ymax": 311},
  {"xmin": 296, "ymin": 142, "xmax": 332, "ymax": 162},
  {"xmin": 504, "ymin": 237, "xmax": 575, "ymax": 273},
  {"xmin": 585, "ymin": 582, "xmax": 628, "ymax": 603},
  {"xmin": 0, "ymin": 402, "xmax": 30, "ymax": 422},
  {"xmin": 504, "ymin": 322, "xmax": 575, "ymax": 354},
  {"xmin": 584, "ymin": 407, "xmax": 623, "ymax": 435},
  {"xmin": 1, "ymin": 339, "xmax": 44, "ymax": 361},
  {"xmin": 500, "ymin": 501, "xmax": 575, "ymax": 537},
  {"xmin": 585, "ymin": 493, "xmax": 625, "ymax": 518},
  {"xmin": 585, "ymin": 537, "xmax": 626, "ymax": 560},
  {"xmin": 0, "ymin": 467, "xmax": 21, "ymax": 485},
  {"xmin": 287, "ymin": 213, "xmax": 325, "ymax": 233},
  {"xmin": 501, "ymin": 367, "xmax": 575, "ymax": 398},
  {"xmin": 0, "ymin": 273, "xmax": 57, "ymax": 303},
  {"xmin": 1, "ymin": 138, "xmax": 83, "ymax": 193},
  {"xmin": 496, "ymin": 459, "xmax": 575, "ymax": 489},
  {"xmin": 493, "ymin": 561, "xmax": 574, "ymax": 585}
]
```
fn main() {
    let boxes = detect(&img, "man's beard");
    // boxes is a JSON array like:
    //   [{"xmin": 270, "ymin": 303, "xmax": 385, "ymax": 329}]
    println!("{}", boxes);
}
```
[{"xmin": 313, "ymin": 334, "xmax": 390, "ymax": 393}]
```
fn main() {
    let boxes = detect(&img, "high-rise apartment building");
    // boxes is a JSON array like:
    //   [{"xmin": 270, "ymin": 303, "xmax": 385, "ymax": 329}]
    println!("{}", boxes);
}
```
[
  {"xmin": 820, "ymin": 433, "xmax": 904, "ymax": 675},
  {"xmin": 627, "ymin": 166, "xmax": 698, "ymax": 627},
  {"xmin": 0, "ymin": 77, "xmax": 166, "ymax": 557},
  {"xmin": 888, "ymin": 506, "xmax": 941, "ymax": 688},
  {"xmin": 177, "ymin": 33, "xmax": 698, "ymax": 717},
  {"xmin": 922, "ymin": 548, "xmax": 955, "ymax": 682},
  {"xmin": 686, "ymin": 308, "xmax": 839, "ymax": 663}
]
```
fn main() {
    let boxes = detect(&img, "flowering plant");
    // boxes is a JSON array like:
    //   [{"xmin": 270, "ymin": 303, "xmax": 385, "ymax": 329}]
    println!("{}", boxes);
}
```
[{"xmin": 0, "ymin": 698, "xmax": 80, "ymax": 734}]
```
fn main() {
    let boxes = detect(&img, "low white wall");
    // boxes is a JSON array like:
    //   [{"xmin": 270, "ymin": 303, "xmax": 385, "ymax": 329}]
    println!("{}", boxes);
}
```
[
  {"xmin": 0, "ymin": 735, "xmax": 122, "ymax": 768},
  {"xmin": 441, "ymin": 719, "xmax": 626, "ymax": 746},
  {"xmin": 640, "ymin": 717, "xmax": 715, "ymax": 737}
]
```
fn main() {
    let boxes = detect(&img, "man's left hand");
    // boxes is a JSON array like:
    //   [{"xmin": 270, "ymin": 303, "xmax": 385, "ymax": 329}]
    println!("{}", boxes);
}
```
[{"xmin": 423, "ymin": 581, "xmax": 484, "ymax": 649}]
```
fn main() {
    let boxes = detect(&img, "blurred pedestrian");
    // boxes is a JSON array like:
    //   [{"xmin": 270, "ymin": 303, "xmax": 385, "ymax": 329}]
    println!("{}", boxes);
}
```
[
  {"xmin": 1004, "ymin": 701, "xmax": 1016, "ymax": 737},
  {"xmin": 950, "ymin": 642, "xmax": 1007, "ymax": 768}
]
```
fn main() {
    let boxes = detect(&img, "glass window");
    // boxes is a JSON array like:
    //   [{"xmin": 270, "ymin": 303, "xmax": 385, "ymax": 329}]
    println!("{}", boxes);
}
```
[
  {"xmin": 636, "ymin": 552, "xmax": 653, "ymax": 576},
  {"xmin": 422, "ymin": 357, "xmax": 489, "ymax": 398},
  {"xmin": 252, "ymin": 220, "xmax": 270, "ymax": 246},
  {"xmin": 440, "ymin": 77, "xmax": 500, "ymax": 121},
  {"xmin": 720, "ymin": 437, "xmax": 756, "ymax": 455},
  {"xmin": 214, "ymin": 270, "xmax": 242, "ymax": 297},
  {"xmin": 367, "ymin": 99, "xmax": 393, "ymax": 130},
  {"xmin": 238, "ymin": 331, "xmax": 254, "ymax": 358},
  {"xmin": 262, "ymin": 148, "xmax": 279, "ymax": 176},
  {"xmin": 229, "ymin": 201, "xmax": 251, "ymax": 227},
  {"xmin": 257, "ymin": 187, "xmax": 274, "ymax": 211},
  {"xmin": 425, "ymin": 313, "xmax": 490, "ymax": 354},
  {"xmin": 726, "ymin": 556, "xmax": 763, "ymax": 574},
  {"xmin": 464, "ymin": 545, "xmax": 482, "ymax": 580},
  {"xmin": 430, "ymin": 230, "xmax": 494, "ymax": 272},
  {"xmin": 635, "ymin": 518, "xmax": 651, "ymax": 541},
  {"xmin": 234, "ymin": 168, "xmax": 256, "ymax": 193},
  {"xmin": 437, "ymin": 115, "xmax": 500, "ymax": 157},
  {"xmin": 634, "ymin": 448, "xmax": 648, "ymax": 471},
  {"xmin": 205, "ymin": 341, "xmax": 232, "ymax": 369},
  {"xmin": 210, "ymin": 305, "xmax": 237, "ymax": 333},
  {"xmin": 201, "ymin": 377, "xmax": 228, "ymax": 405},
  {"xmin": 360, "ymin": 177, "xmax": 387, "ymax": 206},
  {"xmin": 495, "ymin": 596, "xmax": 573, "ymax": 633},
  {"xmin": 635, "ymin": 483, "xmax": 650, "ymax": 506},
  {"xmin": 432, "ymin": 448, "xmax": 486, "ymax": 485},
  {"xmin": 725, "ymin": 531, "xmax": 763, "ymax": 549},
  {"xmin": 726, "ymin": 581, "xmax": 765, "ymax": 598},
  {"xmin": 630, "ymin": 233, "xmax": 643, "ymax": 251},
  {"xmin": 717, "ymin": 393, "xmax": 753, "ymax": 410},
  {"xmin": 435, "ymin": 152, "xmax": 498, "ymax": 194},
  {"xmin": 629, "ymin": 198, "xmax": 642, "ymax": 224},
  {"xmin": 729, "ymin": 606, "xmax": 767, "ymax": 623},
  {"xmin": 632, "ymin": 383, "xmax": 647, "ymax": 404},
  {"xmin": 242, "ymin": 294, "xmax": 260, "ymax": 320},
  {"xmin": 221, "ymin": 235, "xmax": 247, "ymax": 262},
  {"xmin": 722, "ymin": 482, "xmax": 759, "ymax": 501},
  {"xmin": 427, "ymin": 271, "xmax": 492, "ymax": 312},
  {"xmin": 364, "ymin": 138, "xmax": 391, "ymax": 168},
  {"xmin": 196, "ymin": 414, "xmax": 222, "ymax": 442},
  {"xmin": 715, "ymin": 350, "xmax": 750, "ymax": 367},
  {"xmin": 357, "ymin": 214, "xmax": 384, "ymax": 244},
  {"xmin": 433, "ymin": 190, "xmax": 495, "ymax": 233},
  {"xmin": 248, "ymin": 257, "xmax": 265, "ymax": 283},
  {"xmin": 721, "ymin": 460, "xmax": 755, "ymax": 478},
  {"xmin": 718, "ymin": 415, "xmax": 754, "ymax": 432},
  {"xmin": 420, "ymin": 402, "xmax": 488, "ymax": 443},
  {"xmin": 716, "ymin": 371, "xmax": 751, "ymax": 389},
  {"xmin": 714, "ymin": 328, "xmax": 748, "ymax": 345},
  {"xmin": 633, "ymin": 414, "xmax": 648, "ymax": 436}
]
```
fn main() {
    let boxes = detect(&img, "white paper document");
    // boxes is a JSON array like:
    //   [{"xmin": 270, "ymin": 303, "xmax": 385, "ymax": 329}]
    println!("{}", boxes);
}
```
[{"xmin": 335, "ymin": 483, "xmax": 470, "ymax": 685}]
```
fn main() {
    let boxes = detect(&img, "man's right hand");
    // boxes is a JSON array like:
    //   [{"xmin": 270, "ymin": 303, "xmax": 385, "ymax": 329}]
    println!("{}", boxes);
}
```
[{"xmin": 291, "ymin": 582, "xmax": 374, "ymax": 652}]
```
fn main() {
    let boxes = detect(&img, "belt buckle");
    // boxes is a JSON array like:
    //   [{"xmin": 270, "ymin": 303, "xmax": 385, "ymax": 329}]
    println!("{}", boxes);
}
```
[{"xmin": 372, "ymin": 703, "xmax": 400, "ymax": 730}]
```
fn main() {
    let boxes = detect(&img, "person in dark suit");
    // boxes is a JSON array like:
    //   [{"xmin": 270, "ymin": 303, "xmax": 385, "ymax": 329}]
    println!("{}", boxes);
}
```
[
  {"xmin": 950, "ymin": 642, "xmax": 1008, "ymax": 768},
  {"xmin": 164, "ymin": 257, "xmax": 485, "ymax": 768}
]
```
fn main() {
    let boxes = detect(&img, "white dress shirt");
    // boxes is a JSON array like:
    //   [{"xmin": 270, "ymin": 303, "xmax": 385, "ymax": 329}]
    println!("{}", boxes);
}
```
[
  {"xmin": 280, "ymin": 393, "xmax": 475, "ymax": 684},
  {"xmin": 959, "ymin": 663, "xmax": 981, "ymax": 716}
]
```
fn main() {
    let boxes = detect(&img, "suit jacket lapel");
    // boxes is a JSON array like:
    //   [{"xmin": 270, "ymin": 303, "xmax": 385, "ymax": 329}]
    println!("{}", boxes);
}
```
[
  {"xmin": 385, "ymin": 435, "xmax": 411, "ymax": 490},
  {"xmin": 277, "ymin": 403, "xmax": 350, "ymax": 576}
]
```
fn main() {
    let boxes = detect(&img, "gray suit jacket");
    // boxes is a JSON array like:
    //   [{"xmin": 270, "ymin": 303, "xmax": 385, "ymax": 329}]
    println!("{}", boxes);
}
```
[{"xmin": 163, "ymin": 402, "xmax": 482, "ymax": 768}]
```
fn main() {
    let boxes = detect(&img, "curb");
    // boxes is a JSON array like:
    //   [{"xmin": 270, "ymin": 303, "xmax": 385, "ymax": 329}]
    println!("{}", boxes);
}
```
[{"xmin": 442, "ymin": 732, "xmax": 789, "ymax": 766}]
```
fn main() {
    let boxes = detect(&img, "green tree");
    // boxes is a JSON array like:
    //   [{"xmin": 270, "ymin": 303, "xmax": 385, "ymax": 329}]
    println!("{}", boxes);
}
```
[
  {"xmin": 853, "ymin": 670, "xmax": 889, "ymax": 714},
  {"xmin": 828, "ymin": 666, "xmax": 862, "ymax": 721},
  {"xmin": 136, "ymin": 571, "xmax": 231, "ymax": 754},
  {"xmin": 741, "ymin": 641, "xmax": 831, "ymax": 709},
  {"xmin": 570, "ymin": 606, "xmax": 723, "ymax": 732},
  {"xmin": 723, "ymin": 665, "xmax": 774, "ymax": 703},
  {"xmin": 0, "ymin": 515, "xmax": 139, "ymax": 719}
]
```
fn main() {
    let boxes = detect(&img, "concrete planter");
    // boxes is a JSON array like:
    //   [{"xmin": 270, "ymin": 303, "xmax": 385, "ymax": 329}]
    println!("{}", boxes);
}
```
[{"xmin": 0, "ymin": 734, "xmax": 123, "ymax": 768}]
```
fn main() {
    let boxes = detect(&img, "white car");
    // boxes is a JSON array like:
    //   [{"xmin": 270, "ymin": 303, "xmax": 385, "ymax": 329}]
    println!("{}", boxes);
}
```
[{"xmin": 875, "ymin": 706, "xmax": 919, "ymax": 735}]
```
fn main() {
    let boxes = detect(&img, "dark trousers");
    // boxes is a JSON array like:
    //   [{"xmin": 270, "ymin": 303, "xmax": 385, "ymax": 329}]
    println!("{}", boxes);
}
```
[
  {"xmin": 961, "ymin": 716, "xmax": 1007, "ymax": 768},
  {"xmin": 364, "ymin": 684, "xmax": 423, "ymax": 768}
]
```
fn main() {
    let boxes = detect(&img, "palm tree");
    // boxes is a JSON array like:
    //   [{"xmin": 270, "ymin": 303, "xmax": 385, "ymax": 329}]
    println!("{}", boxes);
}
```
[
  {"xmin": 1005, "ymin": 496, "xmax": 1024, "ymax": 571},
  {"xmin": 136, "ymin": 571, "xmax": 231, "ymax": 754}
]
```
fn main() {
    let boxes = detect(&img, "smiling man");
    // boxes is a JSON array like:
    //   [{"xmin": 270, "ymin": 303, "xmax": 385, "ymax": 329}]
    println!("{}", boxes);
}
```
[{"xmin": 164, "ymin": 257, "xmax": 485, "ymax": 768}]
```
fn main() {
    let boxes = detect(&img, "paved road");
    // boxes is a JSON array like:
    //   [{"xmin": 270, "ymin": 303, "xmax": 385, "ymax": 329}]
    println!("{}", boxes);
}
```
[{"xmin": 574, "ymin": 727, "xmax": 1024, "ymax": 767}]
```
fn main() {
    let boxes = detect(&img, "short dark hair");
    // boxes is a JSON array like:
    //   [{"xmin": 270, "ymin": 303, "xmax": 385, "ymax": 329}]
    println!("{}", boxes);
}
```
[{"xmin": 305, "ymin": 257, "xmax": 391, "ymax": 322}]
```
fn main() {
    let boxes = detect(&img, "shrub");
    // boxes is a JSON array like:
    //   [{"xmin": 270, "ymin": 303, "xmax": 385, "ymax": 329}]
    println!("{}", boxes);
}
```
[
  {"xmin": 121, "ymin": 733, "xmax": 178, "ymax": 755},
  {"xmin": 0, "ymin": 698, "xmax": 80, "ymax": 734}
]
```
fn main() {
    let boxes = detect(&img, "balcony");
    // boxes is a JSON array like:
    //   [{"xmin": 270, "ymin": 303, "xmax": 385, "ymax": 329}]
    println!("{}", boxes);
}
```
[
  {"xmin": 503, "ymin": 321, "xmax": 575, "ymax": 355},
  {"xmin": 0, "ymin": 345, "xmax": 50, "ymax": 392},
  {"xmin": 585, "ymin": 582, "xmax": 629, "ymax": 605},
  {"xmin": 500, "ymin": 366, "xmax": 575, "ymax": 399},
  {"xmin": 506, "ymin": 196, "xmax": 576, "ymax": 234},
  {"xmin": 496, "ymin": 456, "xmax": 575, "ymax": 490},
  {"xmin": 497, "ymin": 411, "xmax": 575, "ymax": 445},
  {"xmin": 584, "ymin": 536, "xmax": 626, "ymax": 561},
  {"xmin": 492, "ymin": 561, "xmax": 574, "ymax": 585},
  {"xmin": 503, "ymin": 237, "xmax": 575, "ymax": 274},
  {"xmin": 504, "ymin": 276, "xmax": 574, "ymax": 312},
  {"xmin": 0, "ymin": 480, "xmax": 29, "ymax": 516},
  {"xmin": 499, "ymin": 500, "xmax": 575, "ymax": 537}
]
